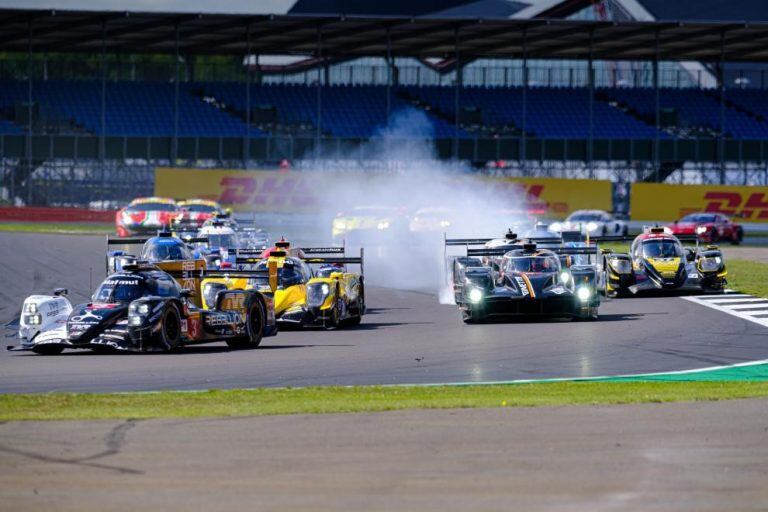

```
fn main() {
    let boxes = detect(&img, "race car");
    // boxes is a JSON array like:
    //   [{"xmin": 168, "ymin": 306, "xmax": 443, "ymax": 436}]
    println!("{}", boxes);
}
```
[
  {"xmin": 201, "ymin": 243, "xmax": 365, "ymax": 328},
  {"xmin": 409, "ymin": 207, "xmax": 455, "ymax": 233},
  {"xmin": 106, "ymin": 232, "xmax": 208, "ymax": 306},
  {"xmin": 9, "ymin": 263, "xmax": 276, "ymax": 354},
  {"xmin": 549, "ymin": 210, "xmax": 629, "ymax": 238},
  {"xmin": 115, "ymin": 197, "xmax": 179, "ymax": 237},
  {"xmin": 173, "ymin": 199, "xmax": 226, "ymax": 234},
  {"xmin": 332, "ymin": 206, "xmax": 409, "ymax": 244},
  {"xmin": 600, "ymin": 227, "xmax": 727, "ymax": 296},
  {"xmin": 668, "ymin": 212, "xmax": 743, "ymax": 245},
  {"xmin": 449, "ymin": 239, "xmax": 600, "ymax": 323}
]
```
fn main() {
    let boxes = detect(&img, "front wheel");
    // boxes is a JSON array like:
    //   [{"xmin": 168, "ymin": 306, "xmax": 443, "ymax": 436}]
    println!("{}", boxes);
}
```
[
  {"xmin": 32, "ymin": 345, "xmax": 64, "ymax": 355},
  {"xmin": 227, "ymin": 300, "xmax": 263, "ymax": 349},
  {"xmin": 158, "ymin": 304, "xmax": 182, "ymax": 351}
]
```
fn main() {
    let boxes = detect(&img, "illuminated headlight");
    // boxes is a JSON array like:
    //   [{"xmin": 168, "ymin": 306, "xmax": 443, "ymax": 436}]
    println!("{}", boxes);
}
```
[
  {"xmin": 333, "ymin": 219, "xmax": 347, "ymax": 230},
  {"xmin": 696, "ymin": 225, "xmax": 708, "ymax": 235},
  {"xmin": 203, "ymin": 283, "xmax": 227, "ymax": 309},
  {"xmin": 307, "ymin": 283, "xmax": 331, "ymax": 307},
  {"xmin": 128, "ymin": 315, "xmax": 143, "ymax": 326},
  {"xmin": 24, "ymin": 314, "xmax": 42, "ymax": 325},
  {"xmin": 440, "ymin": 220, "xmax": 451, "ymax": 228},
  {"xmin": 699, "ymin": 256, "xmax": 722, "ymax": 272},
  {"xmin": 608, "ymin": 258, "xmax": 632, "ymax": 274},
  {"xmin": 468, "ymin": 288, "xmax": 483, "ymax": 303},
  {"xmin": 549, "ymin": 222, "xmax": 562, "ymax": 232},
  {"xmin": 138, "ymin": 303, "xmax": 150, "ymax": 314},
  {"xmin": 559, "ymin": 271, "xmax": 571, "ymax": 284},
  {"xmin": 377, "ymin": 221, "xmax": 391, "ymax": 230},
  {"xmin": 23, "ymin": 302, "xmax": 39, "ymax": 314},
  {"xmin": 576, "ymin": 286, "xmax": 592, "ymax": 302},
  {"xmin": 586, "ymin": 222, "xmax": 599, "ymax": 232}
]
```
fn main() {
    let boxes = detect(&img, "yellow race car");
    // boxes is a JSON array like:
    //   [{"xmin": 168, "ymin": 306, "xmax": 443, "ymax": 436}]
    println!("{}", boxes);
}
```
[{"xmin": 201, "ymin": 242, "xmax": 365, "ymax": 328}]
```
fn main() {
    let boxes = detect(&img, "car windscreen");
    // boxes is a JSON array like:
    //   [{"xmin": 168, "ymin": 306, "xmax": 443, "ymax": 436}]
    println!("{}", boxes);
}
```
[
  {"xmin": 568, "ymin": 213, "xmax": 602, "ymax": 222},
  {"xmin": 141, "ymin": 242, "xmax": 188, "ymax": 261},
  {"xmin": 642, "ymin": 240, "xmax": 682, "ymax": 258},
  {"xmin": 207, "ymin": 234, "xmax": 236, "ymax": 249},
  {"xmin": 93, "ymin": 277, "xmax": 146, "ymax": 303},
  {"xmin": 505, "ymin": 256, "xmax": 560, "ymax": 273},
  {"xmin": 185, "ymin": 205, "xmax": 218, "ymax": 213},
  {"xmin": 680, "ymin": 213, "xmax": 717, "ymax": 223},
  {"xmin": 127, "ymin": 203, "xmax": 177, "ymax": 212}
]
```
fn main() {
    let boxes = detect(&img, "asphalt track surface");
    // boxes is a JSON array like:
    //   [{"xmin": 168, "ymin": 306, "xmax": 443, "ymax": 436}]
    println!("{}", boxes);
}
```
[{"xmin": 2, "ymin": 232, "xmax": 768, "ymax": 393}]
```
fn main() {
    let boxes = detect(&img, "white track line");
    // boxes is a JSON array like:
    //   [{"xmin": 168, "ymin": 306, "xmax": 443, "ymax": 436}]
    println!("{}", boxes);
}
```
[{"xmin": 683, "ymin": 293, "xmax": 768, "ymax": 328}]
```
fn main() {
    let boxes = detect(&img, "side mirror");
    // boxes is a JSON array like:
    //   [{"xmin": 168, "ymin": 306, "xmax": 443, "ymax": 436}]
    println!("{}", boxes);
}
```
[
  {"xmin": 53, "ymin": 288, "xmax": 68, "ymax": 296},
  {"xmin": 180, "ymin": 289, "xmax": 195, "ymax": 299}
]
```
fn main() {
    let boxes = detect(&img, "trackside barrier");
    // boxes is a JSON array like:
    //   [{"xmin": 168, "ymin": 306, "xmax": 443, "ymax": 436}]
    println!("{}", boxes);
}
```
[
  {"xmin": 155, "ymin": 167, "xmax": 611, "ymax": 217},
  {"xmin": 631, "ymin": 183, "xmax": 768, "ymax": 222},
  {"xmin": 0, "ymin": 207, "xmax": 115, "ymax": 223}
]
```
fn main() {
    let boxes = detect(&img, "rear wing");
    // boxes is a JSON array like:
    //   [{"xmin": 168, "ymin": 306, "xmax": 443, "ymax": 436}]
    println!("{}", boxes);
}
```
[
  {"xmin": 106, "ymin": 235, "xmax": 209, "ymax": 245},
  {"xmin": 587, "ymin": 234, "xmax": 698, "ymax": 243},
  {"xmin": 467, "ymin": 246, "xmax": 598, "ymax": 258},
  {"xmin": 304, "ymin": 248, "xmax": 365, "ymax": 276}
]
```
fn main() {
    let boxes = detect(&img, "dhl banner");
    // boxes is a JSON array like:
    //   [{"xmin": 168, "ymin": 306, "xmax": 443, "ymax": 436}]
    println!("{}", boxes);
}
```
[
  {"xmin": 155, "ymin": 167, "xmax": 611, "ymax": 218},
  {"xmin": 632, "ymin": 183, "xmax": 768, "ymax": 222}
]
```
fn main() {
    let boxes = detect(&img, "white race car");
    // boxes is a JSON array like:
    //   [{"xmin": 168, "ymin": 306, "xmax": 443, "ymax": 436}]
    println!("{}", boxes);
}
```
[{"xmin": 549, "ymin": 210, "xmax": 628, "ymax": 238}]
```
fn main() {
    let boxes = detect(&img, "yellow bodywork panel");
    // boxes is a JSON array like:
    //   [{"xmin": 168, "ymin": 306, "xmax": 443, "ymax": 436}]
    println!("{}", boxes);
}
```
[
  {"xmin": 154, "ymin": 259, "xmax": 207, "ymax": 307},
  {"xmin": 644, "ymin": 257, "xmax": 681, "ymax": 278}
]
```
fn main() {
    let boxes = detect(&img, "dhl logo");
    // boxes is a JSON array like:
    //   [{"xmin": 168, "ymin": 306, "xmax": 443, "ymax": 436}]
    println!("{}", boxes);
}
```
[
  {"xmin": 217, "ymin": 175, "xmax": 568, "ymax": 214},
  {"xmin": 681, "ymin": 191, "xmax": 768, "ymax": 220}
]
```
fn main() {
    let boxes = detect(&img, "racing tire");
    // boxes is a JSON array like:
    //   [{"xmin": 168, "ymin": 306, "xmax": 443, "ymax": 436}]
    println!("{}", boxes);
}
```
[
  {"xmin": 325, "ymin": 301, "xmax": 342, "ymax": 330},
  {"xmin": 32, "ymin": 345, "xmax": 64, "ymax": 355},
  {"xmin": 227, "ymin": 300, "xmax": 264, "ymax": 349},
  {"xmin": 732, "ymin": 228, "xmax": 743, "ymax": 245},
  {"xmin": 622, "ymin": 226, "xmax": 629, "ymax": 237},
  {"xmin": 158, "ymin": 303, "xmax": 182, "ymax": 351}
]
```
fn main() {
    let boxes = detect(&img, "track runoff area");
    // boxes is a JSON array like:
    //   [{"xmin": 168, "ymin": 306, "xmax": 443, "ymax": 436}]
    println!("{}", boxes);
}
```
[{"xmin": 1, "ymin": 231, "xmax": 768, "ymax": 394}]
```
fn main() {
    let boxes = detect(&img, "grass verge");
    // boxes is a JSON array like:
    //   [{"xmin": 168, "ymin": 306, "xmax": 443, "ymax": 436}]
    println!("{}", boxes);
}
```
[
  {"xmin": 725, "ymin": 259, "xmax": 768, "ymax": 298},
  {"xmin": 2, "ymin": 381, "xmax": 768, "ymax": 421},
  {"xmin": 0, "ymin": 222, "xmax": 112, "ymax": 234}
]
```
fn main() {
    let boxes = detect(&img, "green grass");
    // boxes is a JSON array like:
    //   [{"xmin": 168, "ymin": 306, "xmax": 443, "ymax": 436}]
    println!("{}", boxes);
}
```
[
  {"xmin": 0, "ymin": 222, "xmax": 112, "ymax": 234},
  {"xmin": 2, "ymin": 381, "xmax": 768, "ymax": 421},
  {"xmin": 725, "ymin": 259, "xmax": 768, "ymax": 298}
]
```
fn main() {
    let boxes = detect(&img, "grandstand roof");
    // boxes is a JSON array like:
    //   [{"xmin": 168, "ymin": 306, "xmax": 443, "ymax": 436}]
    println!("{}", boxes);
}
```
[{"xmin": 3, "ymin": 9, "xmax": 768, "ymax": 61}]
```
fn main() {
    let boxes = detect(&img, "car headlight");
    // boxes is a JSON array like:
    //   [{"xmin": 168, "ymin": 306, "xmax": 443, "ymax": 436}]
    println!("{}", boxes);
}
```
[
  {"xmin": 128, "ymin": 315, "xmax": 143, "ymax": 326},
  {"xmin": 334, "ymin": 220, "xmax": 347, "ymax": 230},
  {"xmin": 377, "ymin": 221, "xmax": 390, "ymax": 230},
  {"xmin": 468, "ymin": 288, "xmax": 483, "ymax": 303},
  {"xmin": 696, "ymin": 225, "xmax": 708, "ymax": 235},
  {"xmin": 549, "ymin": 222, "xmax": 562, "ymax": 232},
  {"xmin": 586, "ymin": 222, "xmax": 599, "ymax": 232},
  {"xmin": 23, "ymin": 302, "xmax": 38, "ymax": 314},
  {"xmin": 24, "ymin": 314, "xmax": 42, "ymax": 325},
  {"xmin": 699, "ymin": 256, "xmax": 722, "ymax": 272},
  {"xmin": 559, "ymin": 271, "xmax": 571, "ymax": 284},
  {"xmin": 203, "ymin": 283, "xmax": 228, "ymax": 308},
  {"xmin": 608, "ymin": 258, "xmax": 632, "ymax": 275},
  {"xmin": 307, "ymin": 282, "xmax": 331, "ymax": 307},
  {"xmin": 576, "ymin": 286, "xmax": 592, "ymax": 302}
]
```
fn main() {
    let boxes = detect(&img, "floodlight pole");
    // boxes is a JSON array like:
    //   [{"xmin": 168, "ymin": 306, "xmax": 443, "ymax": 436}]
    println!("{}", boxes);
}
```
[
  {"xmin": 521, "ymin": 25, "xmax": 528, "ymax": 173},
  {"xmin": 454, "ymin": 26, "xmax": 460, "ymax": 161},
  {"xmin": 587, "ymin": 28, "xmax": 594, "ymax": 180},
  {"xmin": 173, "ymin": 21, "xmax": 180, "ymax": 165},
  {"xmin": 245, "ymin": 23, "xmax": 251, "ymax": 168},
  {"xmin": 386, "ymin": 26, "xmax": 392, "ymax": 120},
  {"xmin": 23, "ymin": 19, "xmax": 32, "ymax": 205},
  {"xmin": 653, "ymin": 28, "xmax": 660, "ymax": 182},
  {"xmin": 316, "ymin": 25, "xmax": 322, "ymax": 149},
  {"xmin": 100, "ymin": 21, "xmax": 107, "ymax": 200},
  {"xmin": 719, "ymin": 30, "xmax": 726, "ymax": 185}
]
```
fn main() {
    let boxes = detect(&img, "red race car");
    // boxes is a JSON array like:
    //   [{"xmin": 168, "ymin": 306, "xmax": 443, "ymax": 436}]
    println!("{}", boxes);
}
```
[
  {"xmin": 668, "ymin": 212, "xmax": 743, "ymax": 245},
  {"xmin": 115, "ymin": 197, "xmax": 179, "ymax": 237}
]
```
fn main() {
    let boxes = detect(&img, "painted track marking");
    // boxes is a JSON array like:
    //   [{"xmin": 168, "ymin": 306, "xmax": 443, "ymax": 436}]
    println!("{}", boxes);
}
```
[{"xmin": 683, "ymin": 293, "xmax": 768, "ymax": 328}]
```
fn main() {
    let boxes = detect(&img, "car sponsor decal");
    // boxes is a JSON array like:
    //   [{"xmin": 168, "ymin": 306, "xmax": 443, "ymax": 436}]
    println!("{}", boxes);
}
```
[
  {"xmin": 205, "ymin": 311, "xmax": 242, "ymax": 326},
  {"xmin": 515, "ymin": 276, "xmax": 529, "ymax": 297},
  {"xmin": 70, "ymin": 310, "xmax": 103, "ymax": 322}
]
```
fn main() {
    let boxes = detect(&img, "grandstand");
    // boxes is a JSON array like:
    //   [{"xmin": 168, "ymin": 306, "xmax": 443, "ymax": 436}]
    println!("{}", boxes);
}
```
[{"xmin": 2, "ymin": 1, "xmax": 768, "ymax": 206}]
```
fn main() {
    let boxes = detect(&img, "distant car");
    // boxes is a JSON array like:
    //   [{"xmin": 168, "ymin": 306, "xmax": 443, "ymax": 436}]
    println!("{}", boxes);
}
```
[
  {"xmin": 174, "ymin": 199, "xmax": 226, "ymax": 233},
  {"xmin": 409, "ymin": 207, "xmax": 454, "ymax": 233},
  {"xmin": 668, "ymin": 212, "xmax": 743, "ymax": 245},
  {"xmin": 9, "ymin": 264, "xmax": 276, "ymax": 354},
  {"xmin": 332, "ymin": 206, "xmax": 408, "ymax": 244},
  {"xmin": 550, "ymin": 210, "xmax": 628, "ymax": 238},
  {"xmin": 115, "ymin": 197, "xmax": 179, "ymax": 237}
]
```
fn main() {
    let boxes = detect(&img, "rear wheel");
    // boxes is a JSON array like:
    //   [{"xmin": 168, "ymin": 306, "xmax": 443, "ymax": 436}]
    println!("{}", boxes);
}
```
[
  {"xmin": 158, "ymin": 304, "xmax": 181, "ymax": 351},
  {"xmin": 732, "ymin": 227, "xmax": 743, "ymax": 245},
  {"xmin": 32, "ymin": 345, "xmax": 64, "ymax": 355},
  {"xmin": 227, "ymin": 300, "xmax": 263, "ymax": 349}
]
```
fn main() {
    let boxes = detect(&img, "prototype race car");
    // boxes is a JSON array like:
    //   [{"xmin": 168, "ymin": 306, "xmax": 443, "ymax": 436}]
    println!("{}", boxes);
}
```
[
  {"xmin": 201, "ymin": 243, "xmax": 365, "ymax": 328},
  {"xmin": 668, "ymin": 212, "xmax": 743, "ymax": 245},
  {"xmin": 447, "ymin": 234, "xmax": 600, "ymax": 323},
  {"xmin": 115, "ymin": 197, "xmax": 179, "ymax": 237},
  {"xmin": 9, "ymin": 263, "xmax": 276, "ymax": 354},
  {"xmin": 550, "ymin": 210, "xmax": 629, "ymax": 237},
  {"xmin": 332, "ymin": 206, "xmax": 408, "ymax": 244},
  {"xmin": 600, "ymin": 227, "xmax": 727, "ymax": 296},
  {"xmin": 172, "ymin": 199, "xmax": 226, "ymax": 236}
]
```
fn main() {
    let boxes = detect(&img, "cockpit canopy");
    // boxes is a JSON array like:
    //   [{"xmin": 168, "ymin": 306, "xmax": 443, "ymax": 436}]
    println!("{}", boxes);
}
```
[
  {"xmin": 502, "ymin": 252, "xmax": 561, "ymax": 274},
  {"xmin": 140, "ymin": 237, "xmax": 193, "ymax": 262},
  {"xmin": 641, "ymin": 239, "xmax": 682, "ymax": 258}
]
